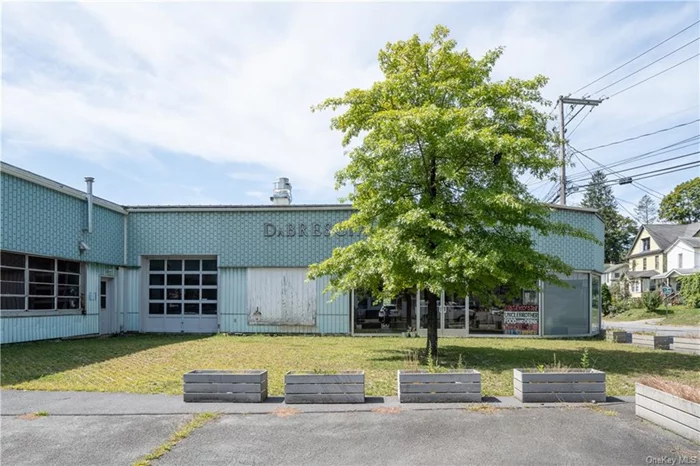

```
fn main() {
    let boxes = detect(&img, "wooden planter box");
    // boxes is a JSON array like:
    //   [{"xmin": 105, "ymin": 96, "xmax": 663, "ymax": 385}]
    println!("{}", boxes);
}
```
[
  {"xmin": 636, "ymin": 383, "xmax": 700, "ymax": 443},
  {"xmin": 670, "ymin": 337, "xmax": 700, "ymax": 355},
  {"xmin": 605, "ymin": 331, "xmax": 628, "ymax": 343},
  {"xmin": 285, "ymin": 371, "xmax": 364, "ymax": 404},
  {"xmin": 183, "ymin": 370, "xmax": 267, "ymax": 403},
  {"xmin": 514, "ymin": 369, "xmax": 606, "ymax": 402},
  {"xmin": 398, "ymin": 370, "xmax": 481, "ymax": 403},
  {"xmin": 632, "ymin": 334, "xmax": 673, "ymax": 350}
]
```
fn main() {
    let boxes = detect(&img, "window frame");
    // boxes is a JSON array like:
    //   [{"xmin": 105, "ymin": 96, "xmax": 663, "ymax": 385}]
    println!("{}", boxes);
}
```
[
  {"xmin": 678, "ymin": 253, "xmax": 683, "ymax": 269},
  {"xmin": 1, "ymin": 251, "xmax": 82, "ymax": 315},
  {"xmin": 641, "ymin": 238, "xmax": 650, "ymax": 251}
]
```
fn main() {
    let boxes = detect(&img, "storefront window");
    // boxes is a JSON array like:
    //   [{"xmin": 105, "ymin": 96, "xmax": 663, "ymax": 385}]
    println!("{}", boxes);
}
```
[
  {"xmin": 469, "ymin": 287, "xmax": 539, "ymax": 335},
  {"xmin": 353, "ymin": 290, "xmax": 416, "ymax": 334},
  {"xmin": 591, "ymin": 275, "xmax": 601, "ymax": 334},
  {"xmin": 543, "ymin": 273, "xmax": 590, "ymax": 336}
]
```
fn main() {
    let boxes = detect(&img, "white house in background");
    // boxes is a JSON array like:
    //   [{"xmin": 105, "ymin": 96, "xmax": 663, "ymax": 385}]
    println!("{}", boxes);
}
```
[
  {"xmin": 624, "ymin": 223, "xmax": 700, "ymax": 297},
  {"xmin": 651, "ymin": 237, "xmax": 700, "ymax": 291},
  {"xmin": 602, "ymin": 263, "xmax": 628, "ymax": 287}
]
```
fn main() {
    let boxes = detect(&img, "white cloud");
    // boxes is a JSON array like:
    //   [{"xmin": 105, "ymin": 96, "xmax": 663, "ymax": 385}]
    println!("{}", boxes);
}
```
[{"xmin": 2, "ymin": 1, "xmax": 698, "ymax": 206}]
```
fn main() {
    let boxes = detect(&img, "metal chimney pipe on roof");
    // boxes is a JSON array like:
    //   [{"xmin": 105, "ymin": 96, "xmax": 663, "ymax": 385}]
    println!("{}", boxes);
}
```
[
  {"xmin": 270, "ymin": 177, "xmax": 292, "ymax": 206},
  {"xmin": 85, "ymin": 177, "xmax": 94, "ymax": 233}
]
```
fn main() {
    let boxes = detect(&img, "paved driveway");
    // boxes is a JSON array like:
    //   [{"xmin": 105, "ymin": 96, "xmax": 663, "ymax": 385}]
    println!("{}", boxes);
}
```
[{"xmin": 1, "ymin": 391, "xmax": 698, "ymax": 465}]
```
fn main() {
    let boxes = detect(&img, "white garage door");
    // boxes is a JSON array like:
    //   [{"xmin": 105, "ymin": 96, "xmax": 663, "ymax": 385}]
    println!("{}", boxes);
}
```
[
  {"xmin": 145, "ymin": 258, "xmax": 218, "ymax": 333},
  {"xmin": 247, "ymin": 268, "xmax": 316, "ymax": 326}
]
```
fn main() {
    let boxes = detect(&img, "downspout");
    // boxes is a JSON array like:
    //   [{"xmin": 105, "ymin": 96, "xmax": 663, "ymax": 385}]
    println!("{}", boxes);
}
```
[{"xmin": 85, "ymin": 177, "xmax": 94, "ymax": 233}]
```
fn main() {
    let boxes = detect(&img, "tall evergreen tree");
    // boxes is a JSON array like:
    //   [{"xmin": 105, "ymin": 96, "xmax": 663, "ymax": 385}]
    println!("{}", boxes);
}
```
[
  {"xmin": 581, "ymin": 171, "xmax": 637, "ymax": 263},
  {"xmin": 634, "ymin": 194, "xmax": 657, "ymax": 224}
]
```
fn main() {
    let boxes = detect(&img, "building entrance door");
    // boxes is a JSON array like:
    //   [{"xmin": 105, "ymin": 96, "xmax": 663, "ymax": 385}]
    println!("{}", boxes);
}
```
[
  {"xmin": 416, "ymin": 290, "xmax": 468, "ymax": 337},
  {"xmin": 99, "ymin": 278, "xmax": 117, "ymax": 335}
]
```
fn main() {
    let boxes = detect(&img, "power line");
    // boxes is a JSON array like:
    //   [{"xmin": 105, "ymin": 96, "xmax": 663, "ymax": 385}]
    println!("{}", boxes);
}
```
[
  {"xmin": 566, "ymin": 107, "xmax": 594, "ymax": 138},
  {"xmin": 591, "ymin": 37, "xmax": 700, "ymax": 96},
  {"xmin": 571, "ymin": 150, "xmax": 700, "ymax": 184},
  {"xmin": 606, "ymin": 52, "xmax": 700, "ymax": 99},
  {"xmin": 567, "ymin": 137, "xmax": 700, "ymax": 181},
  {"xmin": 633, "ymin": 182, "xmax": 664, "ymax": 201},
  {"xmin": 579, "ymin": 119, "xmax": 700, "ymax": 152},
  {"xmin": 572, "ymin": 19, "xmax": 700, "ymax": 94},
  {"xmin": 564, "ymin": 106, "xmax": 586, "ymax": 127},
  {"xmin": 572, "ymin": 159, "xmax": 700, "ymax": 188}
]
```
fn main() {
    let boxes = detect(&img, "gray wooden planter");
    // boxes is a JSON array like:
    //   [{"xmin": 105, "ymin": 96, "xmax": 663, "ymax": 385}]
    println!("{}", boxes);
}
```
[
  {"xmin": 514, "ymin": 369, "xmax": 606, "ymax": 402},
  {"xmin": 183, "ymin": 370, "xmax": 267, "ymax": 403},
  {"xmin": 636, "ymin": 383, "xmax": 700, "ymax": 443},
  {"xmin": 398, "ymin": 370, "xmax": 481, "ymax": 403},
  {"xmin": 605, "ymin": 331, "xmax": 628, "ymax": 343},
  {"xmin": 670, "ymin": 337, "xmax": 700, "ymax": 355},
  {"xmin": 285, "ymin": 371, "xmax": 364, "ymax": 404},
  {"xmin": 632, "ymin": 334, "xmax": 673, "ymax": 350}
]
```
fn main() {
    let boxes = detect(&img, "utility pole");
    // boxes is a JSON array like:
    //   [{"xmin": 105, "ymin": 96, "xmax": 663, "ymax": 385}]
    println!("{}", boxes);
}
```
[{"xmin": 557, "ymin": 96, "xmax": 603, "ymax": 205}]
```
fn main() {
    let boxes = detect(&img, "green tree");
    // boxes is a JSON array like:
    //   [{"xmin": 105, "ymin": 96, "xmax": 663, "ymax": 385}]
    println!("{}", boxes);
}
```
[
  {"xmin": 309, "ymin": 26, "xmax": 595, "ymax": 358},
  {"xmin": 659, "ymin": 177, "xmax": 700, "ymax": 223},
  {"xmin": 580, "ymin": 170, "xmax": 637, "ymax": 263},
  {"xmin": 634, "ymin": 194, "xmax": 657, "ymax": 224},
  {"xmin": 601, "ymin": 283, "xmax": 612, "ymax": 315}
]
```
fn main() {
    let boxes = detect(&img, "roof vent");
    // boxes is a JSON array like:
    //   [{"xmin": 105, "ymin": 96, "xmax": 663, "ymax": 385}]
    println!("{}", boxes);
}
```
[{"xmin": 270, "ymin": 177, "xmax": 292, "ymax": 205}]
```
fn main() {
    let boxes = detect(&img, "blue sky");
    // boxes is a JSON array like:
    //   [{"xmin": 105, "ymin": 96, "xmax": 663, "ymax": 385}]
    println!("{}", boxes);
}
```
[{"xmin": 2, "ymin": 1, "xmax": 698, "ymax": 216}]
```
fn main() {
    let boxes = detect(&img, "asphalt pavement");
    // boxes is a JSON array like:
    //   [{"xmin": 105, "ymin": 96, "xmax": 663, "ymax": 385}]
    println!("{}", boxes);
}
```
[
  {"xmin": 602, "ymin": 319, "xmax": 700, "ymax": 337},
  {"xmin": 1, "ymin": 390, "xmax": 698, "ymax": 466}
]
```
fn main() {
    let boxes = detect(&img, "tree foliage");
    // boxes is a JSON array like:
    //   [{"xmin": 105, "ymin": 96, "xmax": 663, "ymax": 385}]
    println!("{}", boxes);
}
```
[
  {"xmin": 308, "ymin": 26, "xmax": 596, "ymax": 357},
  {"xmin": 580, "ymin": 170, "xmax": 637, "ymax": 263},
  {"xmin": 601, "ymin": 283, "xmax": 612, "ymax": 316},
  {"xmin": 634, "ymin": 194, "xmax": 657, "ymax": 224},
  {"xmin": 678, "ymin": 273, "xmax": 700, "ymax": 308},
  {"xmin": 659, "ymin": 177, "xmax": 700, "ymax": 224},
  {"xmin": 641, "ymin": 291, "xmax": 662, "ymax": 312}
]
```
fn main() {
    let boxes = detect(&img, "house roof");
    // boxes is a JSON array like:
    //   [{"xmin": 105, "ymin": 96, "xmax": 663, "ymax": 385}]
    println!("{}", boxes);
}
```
[
  {"xmin": 628, "ymin": 249, "xmax": 664, "ymax": 260},
  {"xmin": 604, "ymin": 263, "xmax": 627, "ymax": 274},
  {"xmin": 626, "ymin": 270, "xmax": 659, "ymax": 279},
  {"xmin": 651, "ymin": 267, "xmax": 700, "ymax": 280},
  {"xmin": 644, "ymin": 223, "xmax": 700, "ymax": 250},
  {"xmin": 677, "ymin": 237, "xmax": 700, "ymax": 248}
]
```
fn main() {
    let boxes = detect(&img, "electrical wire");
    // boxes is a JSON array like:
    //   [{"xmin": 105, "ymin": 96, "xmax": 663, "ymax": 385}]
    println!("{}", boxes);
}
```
[
  {"xmin": 572, "ymin": 19, "xmax": 700, "ymax": 94},
  {"xmin": 591, "ymin": 37, "xmax": 700, "ymax": 96},
  {"xmin": 566, "ymin": 107, "xmax": 594, "ymax": 138},
  {"xmin": 606, "ymin": 52, "xmax": 700, "ymax": 99},
  {"xmin": 572, "ymin": 158, "xmax": 700, "ymax": 188},
  {"xmin": 571, "ymin": 151, "xmax": 700, "ymax": 184},
  {"xmin": 579, "ymin": 119, "xmax": 700, "ymax": 152}
]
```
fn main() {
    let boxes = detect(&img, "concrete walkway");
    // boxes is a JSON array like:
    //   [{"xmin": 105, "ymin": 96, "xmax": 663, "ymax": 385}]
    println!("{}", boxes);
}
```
[
  {"xmin": 603, "ymin": 319, "xmax": 699, "ymax": 337},
  {"xmin": 2, "ymin": 390, "xmax": 698, "ymax": 465}
]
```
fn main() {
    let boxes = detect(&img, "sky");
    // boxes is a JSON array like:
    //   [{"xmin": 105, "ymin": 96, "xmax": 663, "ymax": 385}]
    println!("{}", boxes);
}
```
[{"xmin": 2, "ymin": 1, "xmax": 699, "ymax": 217}]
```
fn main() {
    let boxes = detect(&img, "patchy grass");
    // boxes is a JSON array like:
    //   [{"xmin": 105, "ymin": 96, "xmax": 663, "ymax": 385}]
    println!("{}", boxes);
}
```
[
  {"xmin": 587, "ymin": 405, "xmax": 619, "ymax": 417},
  {"xmin": 1, "ymin": 334, "xmax": 699, "ymax": 397},
  {"xmin": 371, "ymin": 407, "xmax": 402, "ymax": 414},
  {"xmin": 18, "ymin": 411, "xmax": 49, "ymax": 420},
  {"xmin": 605, "ymin": 306, "xmax": 699, "ymax": 326},
  {"xmin": 271, "ymin": 407, "xmax": 301, "ymax": 418},
  {"xmin": 466, "ymin": 404, "xmax": 498, "ymax": 414},
  {"xmin": 639, "ymin": 377, "xmax": 700, "ymax": 404},
  {"xmin": 133, "ymin": 412, "xmax": 219, "ymax": 466}
]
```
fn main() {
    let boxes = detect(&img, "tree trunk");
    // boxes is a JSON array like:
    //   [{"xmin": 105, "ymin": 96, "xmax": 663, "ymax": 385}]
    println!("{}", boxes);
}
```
[
  {"xmin": 425, "ymin": 289, "xmax": 438, "ymax": 361},
  {"xmin": 404, "ymin": 291, "xmax": 413, "ymax": 329}
]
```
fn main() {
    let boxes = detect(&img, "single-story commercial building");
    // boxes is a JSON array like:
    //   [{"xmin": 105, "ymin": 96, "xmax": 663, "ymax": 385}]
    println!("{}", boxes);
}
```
[{"xmin": 1, "ymin": 162, "xmax": 604, "ymax": 344}]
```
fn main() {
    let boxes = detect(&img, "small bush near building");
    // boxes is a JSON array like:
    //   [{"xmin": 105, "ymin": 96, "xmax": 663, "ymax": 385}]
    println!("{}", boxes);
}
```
[
  {"xmin": 629, "ymin": 297, "xmax": 643, "ymax": 310},
  {"xmin": 678, "ymin": 273, "xmax": 700, "ymax": 308},
  {"xmin": 641, "ymin": 291, "xmax": 662, "ymax": 312},
  {"xmin": 602, "ymin": 284, "xmax": 612, "ymax": 316}
]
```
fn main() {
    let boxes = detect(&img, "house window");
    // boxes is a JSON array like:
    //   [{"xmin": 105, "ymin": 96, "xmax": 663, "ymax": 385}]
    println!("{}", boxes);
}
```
[
  {"xmin": 655, "ymin": 256, "xmax": 659, "ymax": 270},
  {"xmin": 643, "ymin": 258, "xmax": 647, "ymax": 270},
  {"xmin": 678, "ymin": 254, "xmax": 683, "ymax": 268},
  {"xmin": 642, "ymin": 238, "xmax": 650, "ymax": 251},
  {"xmin": 1, "ymin": 251, "xmax": 80, "ymax": 311},
  {"xmin": 614, "ymin": 272, "xmax": 620, "ymax": 279}
]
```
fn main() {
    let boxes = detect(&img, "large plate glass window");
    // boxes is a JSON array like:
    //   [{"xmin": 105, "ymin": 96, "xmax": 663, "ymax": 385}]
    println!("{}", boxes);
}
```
[
  {"xmin": 0, "ymin": 251, "xmax": 80, "ymax": 311},
  {"xmin": 468, "ymin": 286, "xmax": 539, "ymax": 335},
  {"xmin": 591, "ymin": 275, "xmax": 601, "ymax": 334},
  {"xmin": 353, "ymin": 290, "xmax": 416, "ymax": 334},
  {"xmin": 543, "ymin": 272, "xmax": 590, "ymax": 335}
]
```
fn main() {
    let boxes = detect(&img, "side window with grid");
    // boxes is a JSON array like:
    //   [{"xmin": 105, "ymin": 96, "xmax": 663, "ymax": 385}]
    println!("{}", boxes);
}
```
[
  {"xmin": 1, "ymin": 251, "xmax": 81, "ymax": 311},
  {"xmin": 148, "ymin": 258, "xmax": 218, "ymax": 316}
]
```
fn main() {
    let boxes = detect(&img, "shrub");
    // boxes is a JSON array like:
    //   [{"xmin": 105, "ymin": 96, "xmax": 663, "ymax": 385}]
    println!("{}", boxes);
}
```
[
  {"xmin": 601, "ymin": 284, "xmax": 612, "ymax": 316},
  {"xmin": 641, "ymin": 291, "xmax": 662, "ymax": 312},
  {"xmin": 629, "ymin": 297, "xmax": 644, "ymax": 309},
  {"xmin": 678, "ymin": 273, "xmax": 700, "ymax": 308}
]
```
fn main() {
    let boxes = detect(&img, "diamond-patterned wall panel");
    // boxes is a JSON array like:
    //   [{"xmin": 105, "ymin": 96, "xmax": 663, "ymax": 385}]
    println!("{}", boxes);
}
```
[{"xmin": 1, "ymin": 173, "xmax": 124, "ymax": 265}]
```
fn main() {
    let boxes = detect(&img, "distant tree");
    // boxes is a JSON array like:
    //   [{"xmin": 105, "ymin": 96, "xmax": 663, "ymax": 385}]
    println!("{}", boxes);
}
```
[
  {"xmin": 659, "ymin": 177, "xmax": 700, "ymax": 223},
  {"xmin": 601, "ymin": 283, "xmax": 612, "ymax": 315},
  {"xmin": 634, "ymin": 194, "xmax": 657, "ymax": 224},
  {"xmin": 581, "ymin": 170, "xmax": 637, "ymax": 263}
]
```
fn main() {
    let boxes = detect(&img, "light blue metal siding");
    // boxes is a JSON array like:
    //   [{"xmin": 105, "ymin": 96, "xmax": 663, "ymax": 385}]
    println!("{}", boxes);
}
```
[
  {"xmin": 532, "ymin": 209, "xmax": 605, "ymax": 273},
  {"xmin": 1, "ymin": 173, "xmax": 125, "ymax": 265},
  {"xmin": 218, "ymin": 268, "xmax": 350, "ymax": 334},
  {"xmin": 127, "ymin": 210, "xmax": 354, "ymax": 267},
  {"xmin": 0, "ymin": 314, "xmax": 99, "ymax": 344},
  {"xmin": 122, "ymin": 268, "xmax": 141, "ymax": 332}
]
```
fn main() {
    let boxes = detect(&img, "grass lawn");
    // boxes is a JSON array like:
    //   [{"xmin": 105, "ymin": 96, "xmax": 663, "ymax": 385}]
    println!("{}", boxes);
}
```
[
  {"xmin": 2, "ymin": 334, "xmax": 699, "ymax": 397},
  {"xmin": 605, "ymin": 306, "xmax": 700, "ymax": 326}
]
